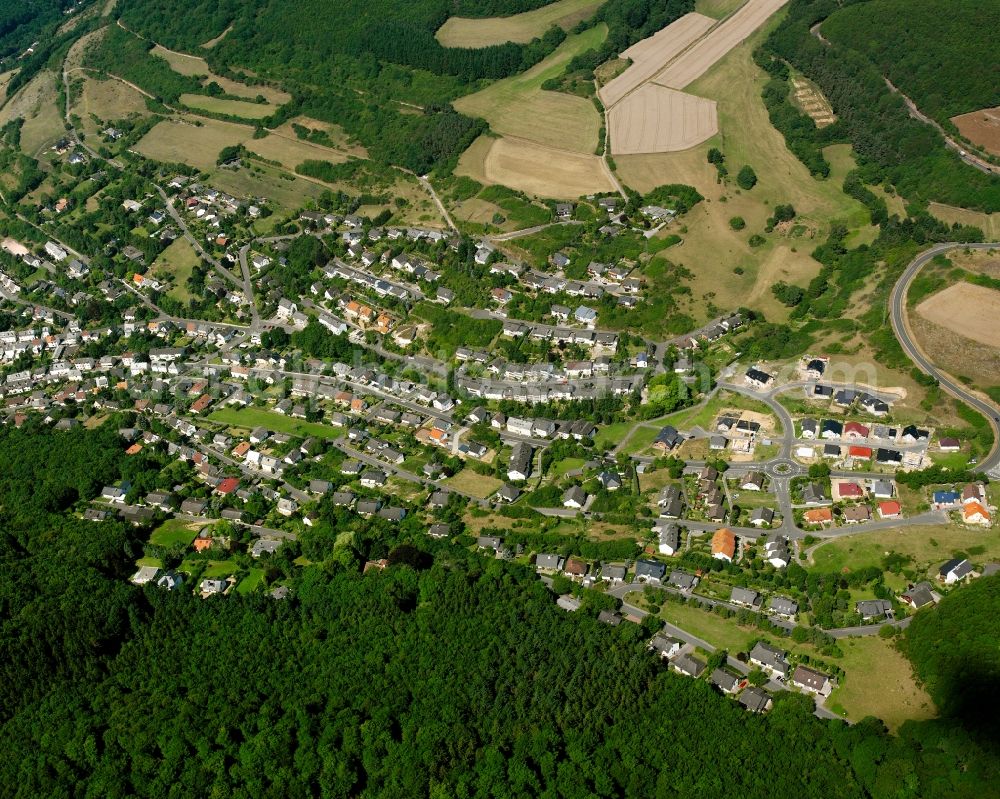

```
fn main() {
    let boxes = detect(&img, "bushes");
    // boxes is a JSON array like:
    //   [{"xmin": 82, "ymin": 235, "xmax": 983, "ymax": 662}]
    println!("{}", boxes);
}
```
[{"xmin": 736, "ymin": 165, "xmax": 758, "ymax": 190}]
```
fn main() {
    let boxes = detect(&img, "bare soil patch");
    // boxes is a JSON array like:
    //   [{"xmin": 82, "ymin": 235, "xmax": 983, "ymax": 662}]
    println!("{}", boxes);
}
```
[
  {"xmin": 915, "ymin": 281, "xmax": 1000, "ymax": 349},
  {"xmin": 952, "ymin": 106, "xmax": 1000, "ymax": 157},
  {"xmin": 609, "ymin": 83, "xmax": 717, "ymax": 154},
  {"xmin": 791, "ymin": 75, "xmax": 835, "ymax": 128}
]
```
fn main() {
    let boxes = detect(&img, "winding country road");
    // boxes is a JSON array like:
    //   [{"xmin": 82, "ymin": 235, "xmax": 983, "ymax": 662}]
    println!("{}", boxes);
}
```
[{"xmin": 889, "ymin": 242, "xmax": 1000, "ymax": 475}]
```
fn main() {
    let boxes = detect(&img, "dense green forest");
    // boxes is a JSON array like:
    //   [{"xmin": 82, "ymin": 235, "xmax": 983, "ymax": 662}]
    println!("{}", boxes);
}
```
[
  {"xmin": 757, "ymin": 0, "xmax": 1000, "ymax": 212},
  {"xmin": 902, "ymin": 575, "xmax": 1000, "ymax": 739},
  {"xmin": 822, "ymin": 0, "xmax": 1000, "ymax": 125},
  {"xmin": 0, "ymin": 0, "xmax": 77, "ymax": 61},
  {"xmin": 2, "ymin": 415, "xmax": 1000, "ymax": 796}
]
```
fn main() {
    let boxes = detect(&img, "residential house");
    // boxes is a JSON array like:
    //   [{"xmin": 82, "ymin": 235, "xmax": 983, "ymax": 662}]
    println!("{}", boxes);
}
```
[
  {"xmin": 939, "ymin": 558, "xmax": 976, "ymax": 585},
  {"xmin": 856, "ymin": 599, "xmax": 892, "ymax": 621},
  {"xmin": 790, "ymin": 665, "xmax": 833, "ymax": 696},
  {"xmin": 673, "ymin": 654, "xmax": 706, "ymax": 678},
  {"xmin": 767, "ymin": 596, "xmax": 798, "ymax": 618},
  {"xmin": 711, "ymin": 528, "xmax": 737, "ymax": 562},
  {"xmin": 730, "ymin": 586, "xmax": 761, "ymax": 609},
  {"xmin": 749, "ymin": 642, "xmax": 789, "ymax": 678},
  {"xmin": 634, "ymin": 559, "xmax": 666, "ymax": 583},
  {"xmin": 901, "ymin": 582, "xmax": 937, "ymax": 610}
]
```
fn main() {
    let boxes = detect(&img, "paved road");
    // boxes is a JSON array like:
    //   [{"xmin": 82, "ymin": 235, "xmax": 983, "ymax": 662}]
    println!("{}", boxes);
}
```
[{"xmin": 889, "ymin": 242, "xmax": 1000, "ymax": 474}]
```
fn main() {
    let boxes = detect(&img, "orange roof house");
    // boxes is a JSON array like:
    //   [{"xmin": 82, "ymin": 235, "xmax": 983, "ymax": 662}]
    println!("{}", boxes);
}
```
[
  {"xmin": 193, "ymin": 536, "xmax": 213, "ymax": 552},
  {"xmin": 125, "ymin": 442, "xmax": 143, "ymax": 455},
  {"xmin": 878, "ymin": 501, "xmax": 902, "ymax": 519},
  {"xmin": 232, "ymin": 441, "xmax": 251, "ymax": 458},
  {"xmin": 216, "ymin": 477, "xmax": 240, "ymax": 495},
  {"xmin": 963, "ymin": 501, "xmax": 992, "ymax": 526},
  {"xmin": 848, "ymin": 446, "xmax": 872, "ymax": 460},
  {"xmin": 711, "ymin": 528, "xmax": 736, "ymax": 562},
  {"xmin": 803, "ymin": 508, "xmax": 833, "ymax": 525}
]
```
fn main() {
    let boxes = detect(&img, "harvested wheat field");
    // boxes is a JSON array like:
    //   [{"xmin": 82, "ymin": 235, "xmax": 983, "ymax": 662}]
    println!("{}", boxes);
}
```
[
  {"xmin": 244, "ymin": 131, "xmax": 353, "ymax": 169},
  {"xmin": 459, "ymin": 136, "xmax": 613, "ymax": 198},
  {"xmin": 910, "ymin": 315, "xmax": 1000, "ymax": 390},
  {"xmin": 951, "ymin": 106, "xmax": 1000, "ymax": 157},
  {"xmin": 599, "ymin": 13, "xmax": 715, "ymax": 107},
  {"xmin": 436, "ymin": 0, "xmax": 605, "ymax": 47},
  {"xmin": 610, "ymin": 84, "xmax": 717, "ymax": 154},
  {"xmin": 915, "ymin": 282, "xmax": 1000, "ymax": 349},
  {"xmin": 652, "ymin": 0, "xmax": 788, "ymax": 89}
]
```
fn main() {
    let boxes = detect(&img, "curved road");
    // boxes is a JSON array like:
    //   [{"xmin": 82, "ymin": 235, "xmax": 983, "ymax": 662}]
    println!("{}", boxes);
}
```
[{"xmin": 889, "ymin": 242, "xmax": 1000, "ymax": 474}]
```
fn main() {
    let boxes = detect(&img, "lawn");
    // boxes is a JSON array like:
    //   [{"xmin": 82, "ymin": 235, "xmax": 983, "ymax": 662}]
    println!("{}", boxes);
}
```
[
  {"xmin": 202, "ymin": 560, "xmax": 238, "ymax": 578},
  {"xmin": 151, "ymin": 237, "xmax": 200, "ymax": 302},
  {"xmin": 452, "ymin": 26, "xmax": 608, "ymax": 154},
  {"xmin": 622, "ymin": 424, "xmax": 664, "ymax": 455},
  {"xmin": 236, "ymin": 568, "xmax": 266, "ymax": 594},
  {"xmin": 135, "ymin": 117, "xmax": 250, "ymax": 171},
  {"xmin": 149, "ymin": 518, "xmax": 202, "ymax": 548},
  {"xmin": 810, "ymin": 524, "xmax": 1000, "ymax": 579},
  {"xmin": 208, "ymin": 407, "xmax": 344, "ymax": 439},
  {"xmin": 661, "ymin": 390, "xmax": 780, "ymax": 433},
  {"xmin": 437, "ymin": 0, "xmax": 605, "ymax": 46},
  {"xmin": 550, "ymin": 457, "xmax": 585, "ymax": 477},
  {"xmin": 656, "ymin": 598, "xmax": 758, "ymax": 653},
  {"xmin": 443, "ymin": 469, "xmax": 504, "ymax": 499},
  {"xmin": 695, "ymin": 0, "xmax": 746, "ymax": 18},
  {"xmin": 826, "ymin": 636, "xmax": 935, "ymax": 730},
  {"xmin": 594, "ymin": 420, "xmax": 634, "ymax": 450}
]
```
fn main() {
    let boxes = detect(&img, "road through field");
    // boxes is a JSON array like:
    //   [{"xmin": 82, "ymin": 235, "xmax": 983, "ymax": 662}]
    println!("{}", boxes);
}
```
[{"xmin": 890, "ymin": 241, "xmax": 1000, "ymax": 475}]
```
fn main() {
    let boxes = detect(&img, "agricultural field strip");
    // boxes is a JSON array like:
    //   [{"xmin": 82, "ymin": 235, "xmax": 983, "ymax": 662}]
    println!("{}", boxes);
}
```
[
  {"xmin": 651, "ymin": 0, "xmax": 789, "ymax": 90},
  {"xmin": 599, "ymin": 13, "xmax": 716, "ymax": 108},
  {"xmin": 914, "ymin": 282, "xmax": 1000, "ymax": 349}
]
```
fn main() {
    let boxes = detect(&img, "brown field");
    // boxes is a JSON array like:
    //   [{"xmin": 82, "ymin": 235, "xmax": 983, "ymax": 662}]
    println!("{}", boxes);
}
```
[
  {"xmin": 910, "ymin": 315, "xmax": 1000, "ymax": 390},
  {"xmin": 928, "ymin": 202, "xmax": 1000, "ymax": 240},
  {"xmin": 652, "ymin": 0, "xmax": 788, "ymax": 90},
  {"xmin": 453, "ymin": 26, "xmax": 607, "ymax": 154},
  {"xmin": 458, "ymin": 135, "xmax": 613, "ymax": 198},
  {"xmin": 915, "ymin": 282, "xmax": 1000, "ymax": 348},
  {"xmin": 609, "ymin": 83, "xmax": 717, "ymax": 154},
  {"xmin": 599, "ymin": 13, "xmax": 715, "ymax": 108},
  {"xmin": 436, "ymin": 0, "xmax": 605, "ymax": 47},
  {"xmin": 207, "ymin": 162, "xmax": 327, "ymax": 212},
  {"xmin": 947, "ymin": 248, "xmax": 1000, "ymax": 277},
  {"xmin": 0, "ymin": 70, "xmax": 65, "ymax": 155},
  {"xmin": 135, "ymin": 117, "xmax": 250, "ymax": 170},
  {"xmin": 791, "ymin": 75, "xmax": 835, "ymax": 128},
  {"xmin": 951, "ymin": 106, "xmax": 1000, "ymax": 157}
]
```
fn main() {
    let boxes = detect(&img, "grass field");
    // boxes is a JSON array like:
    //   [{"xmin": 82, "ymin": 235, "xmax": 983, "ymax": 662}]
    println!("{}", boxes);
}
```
[
  {"xmin": 208, "ymin": 407, "xmax": 344, "ymax": 439},
  {"xmin": 244, "ymin": 131, "xmax": 354, "ymax": 170},
  {"xmin": 180, "ymin": 94, "xmax": 276, "ymax": 120},
  {"xmin": 151, "ymin": 237, "xmax": 200, "ymax": 302},
  {"xmin": 453, "ymin": 25, "xmax": 607, "ymax": 154},
  {"xmin": 614, "ymin": 17, "xmax": 872, "ymax": 323},
  {"xmin": 135, "ymin": 116, "xmax": 250, "ymax": 170},
  {"xmin": 827, "ymin": 636, "xmax": 934, "ymax": 730},
  {"xmin": 0, "ymin": 70, "xmax": 65, "ymax": 156},
  {"xmin": 73, "ymin": 74, "xmax": 150, "ymax": 136},
  {"xmin": 153, "ymin": 45, "xmax": 290, "ymax": 104},
  {"xmin": 236, "ymin": 568, "xmax": 266, "ymax": 594},
  {"xmin": 927, "ymin": 202, "xmax": 1000, "ymax": 241},
  {"xmin": 436, "ymin": 0, "xmax": 605, "ymax": 47},
  {"xmin": 695, "ymin": 0, "xmax": 747, "ymax": 17},
  {"xmin": 811, "ymin": 525, "xmax": 1000, "ymax": 579},
  {"xmin": 207, "ymin": 162, "xmax": 327, "ymax": 213},
  {"xmin": 149, "ymin": 518, "xmax": 202, "ymax": 548},
  {"xmin": 660, "ymin": 390, "xmax": 780, "ymax": 434},
  {"xmin": 443, "ymin": 469, "xmax": 504, "ymax": 499}
]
